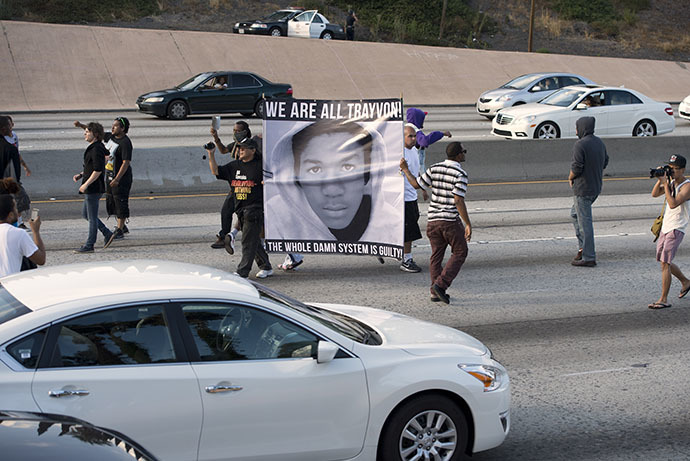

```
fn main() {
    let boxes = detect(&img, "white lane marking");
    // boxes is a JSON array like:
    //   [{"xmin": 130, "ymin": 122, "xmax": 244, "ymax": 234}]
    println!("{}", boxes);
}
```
[
  {"xmin": 560, "ymin": 366, "xmax": 639, "ymax": 377},
  {"xmin": 414, "ymin": 233, "xmax": 646, "ymax": 248}
]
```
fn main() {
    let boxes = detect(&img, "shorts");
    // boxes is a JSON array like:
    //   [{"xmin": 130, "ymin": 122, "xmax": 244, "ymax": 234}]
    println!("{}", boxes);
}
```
[
  {"xmin": 656, "ymin": 229, "xmax": 684, "ymax": 263},
  {"xmin": 404, "ymin": 200, "xmax": 422, "ymax": 242},
  {"xmin": 109, "ymin": 175, "xmax": 132, "ymax": 219}
]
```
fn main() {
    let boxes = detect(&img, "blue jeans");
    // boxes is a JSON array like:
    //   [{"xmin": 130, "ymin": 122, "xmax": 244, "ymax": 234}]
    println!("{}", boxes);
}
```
[
  {"xmin": 570, "ymin": 195, "xmax": 598, "ymax": 261},
  {"xmin": 82, "ymin": 193, "xmax": 109, "ymax": 248},
  {"xmin": 418, "ymin": 148, "xmax": 426, "ymax": 171}
]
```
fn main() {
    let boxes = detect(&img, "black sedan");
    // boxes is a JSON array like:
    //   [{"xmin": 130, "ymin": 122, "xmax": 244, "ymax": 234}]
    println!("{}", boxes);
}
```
[
  {"xmin": 233, "ymin": 9, "xmax": 303, "ymax": 37},
  {"xmin": 136, "ymin": 71, "xmax": 293, "ymax": 119},
  {"xmin": 0, "ymin": 410, "xmax": 157, "ymax": 461}
]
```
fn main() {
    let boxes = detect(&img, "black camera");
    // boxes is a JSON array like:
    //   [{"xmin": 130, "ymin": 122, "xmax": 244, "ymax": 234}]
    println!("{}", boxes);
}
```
[
  {"xmin": 203, "ymin": 142, "xmax": 215, "ymax": 150},
  {"xmin": 649, "ymin": 165, "xmax": 672, "ymax": 178}
]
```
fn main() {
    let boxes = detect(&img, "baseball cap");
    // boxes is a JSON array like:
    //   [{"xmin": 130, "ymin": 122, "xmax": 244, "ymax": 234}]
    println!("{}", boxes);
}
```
[
  {"xmin": 667, "ymin": 154, "xmax": 686, "ymax": 168},
  {"xmin": 237, "ymin": 138, "xmax": 257, "ymax": 150}
]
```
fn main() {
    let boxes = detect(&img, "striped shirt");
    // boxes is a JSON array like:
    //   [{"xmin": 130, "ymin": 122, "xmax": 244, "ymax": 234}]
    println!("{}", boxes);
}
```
[{"xmin": 417, "ymin": 159, "xmax": 468, "ymax": 222}]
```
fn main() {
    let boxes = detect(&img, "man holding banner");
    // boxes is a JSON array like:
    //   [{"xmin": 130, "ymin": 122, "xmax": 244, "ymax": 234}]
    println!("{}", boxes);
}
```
[{"xmin": 263, "ymin": 98, "xmax": 404, "ymax": 260}]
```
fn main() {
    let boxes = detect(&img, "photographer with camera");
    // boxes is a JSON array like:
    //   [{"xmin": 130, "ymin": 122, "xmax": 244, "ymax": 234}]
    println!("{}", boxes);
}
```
[{"xmin": 649, "ymin": 154, "xmax": 690, "ymax": 309}]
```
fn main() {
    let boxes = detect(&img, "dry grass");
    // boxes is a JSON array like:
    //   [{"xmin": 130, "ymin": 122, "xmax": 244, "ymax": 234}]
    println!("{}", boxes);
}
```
[
  {"xmin": 659, "ymin": 34, "xmax": 690, "ymax": 54},
  {"xmin": 537, "ymin": 7, "xmax": 571, "ymax": 37}
]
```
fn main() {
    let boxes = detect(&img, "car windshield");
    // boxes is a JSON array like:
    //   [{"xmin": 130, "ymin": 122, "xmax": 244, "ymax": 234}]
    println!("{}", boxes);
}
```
[
  {"xmin": 501, "ymin": 74, "xmax": 540, "ymax": 90},
  {"xmin": 253, "ymin": 283, "xmax": 382, "ymax": 345},
  {"xmin": 263, "ymin": 10, "xmax": 295, "ymax": 21},
  {"xmin": 175, "ymin": 73, "xmax": 212, "ymax": 90},
  {"xmin": 540, "ymin": 88, "xmax": 587, "ymax": 107},
  {"xmin": 0, "ymin": 284, "xmax": 30, "ymax": 326}
]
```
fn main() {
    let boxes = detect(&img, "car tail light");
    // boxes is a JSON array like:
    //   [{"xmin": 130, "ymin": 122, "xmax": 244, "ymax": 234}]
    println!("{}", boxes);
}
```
[
  {"xmin": 287, "ymin": 87, "xmax": 293, "ymax": 95},
  {"xmin": 665, "ymin": 107, "xmax": 673, "ymax": 116}
]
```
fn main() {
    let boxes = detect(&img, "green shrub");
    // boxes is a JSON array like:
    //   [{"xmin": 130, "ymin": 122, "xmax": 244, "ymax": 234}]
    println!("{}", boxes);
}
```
[
  {"xmin": 552, "ymin": 0, "xmax": 619, "ymax": 23},
  {"xmin": 536, "ymin": 48, "xmax": 550, "ymax": 53},
  {"xmin": 615, "ymin": 0, "xmax": 650, "ymax": 13}
]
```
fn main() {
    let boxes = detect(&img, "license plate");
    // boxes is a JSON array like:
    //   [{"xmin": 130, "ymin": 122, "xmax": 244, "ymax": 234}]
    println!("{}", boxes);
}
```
[{"xmin": 239, "ymin": 29, "xmax": 244, "ymax": 34}]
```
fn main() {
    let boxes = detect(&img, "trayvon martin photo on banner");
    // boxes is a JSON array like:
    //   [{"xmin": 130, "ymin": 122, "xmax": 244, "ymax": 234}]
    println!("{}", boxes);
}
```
[{"xmin": 262, "ymin": 98, "xmax": 404, "ymax": 260}]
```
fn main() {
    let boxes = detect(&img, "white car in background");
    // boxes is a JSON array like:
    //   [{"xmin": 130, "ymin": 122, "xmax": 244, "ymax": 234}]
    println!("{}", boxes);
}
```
[
  {"xmin": 0, "ymin": 260, "xmax": 510, "ymax": 461},
  {"xmin": 287, "ymin": 10, "xmax": 345, "ymax": 40},
  {"xmin": 679, "ymin": 94, "xmax": 690, "ymax": 121},
  {"xmin": 476, "ymin": 72, "xmax": 596, "ymax": 119},
  {"xmin": 491, "ymin": 85, "xmax": 675, "ymax": 139}
]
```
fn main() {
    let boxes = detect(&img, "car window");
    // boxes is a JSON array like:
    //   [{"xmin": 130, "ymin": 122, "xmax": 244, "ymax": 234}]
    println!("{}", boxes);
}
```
[
  {"xmin": 176, "ymin": 73, "xmax": 211, "ymax": 91},
  {"xmin": 264, "ymin": 10, "xmax": 295, "ymax": 21},
  {"xmin": 532, "ymin": 77, "xmax": 556, "ymax": 92},
  {"xmin": 558, "ymin": 76, "xmax": 584, "ymax": 87},
  {"xmin": 312, "ymin": 14, "xmax": 323, "ymax": 23},
  {"xmin": 501, "ymin": 74, "xmax": 540, "ymax": 90},
  {"xmin": 294, "ymin": 11, "xmax": 314, "ymax": 22},
  {"xmin": 0, "ymin": 284, "xmax": 30, "ymax": 326},
  {"xmin": 540, "ymin": 88, "xmax": 587, "ymax": 107},
  {"xmin": 606, "ymin": 90, "xmax": 642, "ymax": 105},
  {"xmin": 181, "ymin": 303, "xmax": 319, "ymax": 361},
  {"xmin": 231, "ymin": 74, "xmax": 260, "ymax": 88},
  {"xmin": 584, "ymin": 91, "xmax": 606, "ymax": 107},
  {"xmin": 45, "ymin": 304, "xmax": 177, "ymax": 368},
  {"xmin": 6, "ymin": 328, "xmax": 47, "ymax": 369}
]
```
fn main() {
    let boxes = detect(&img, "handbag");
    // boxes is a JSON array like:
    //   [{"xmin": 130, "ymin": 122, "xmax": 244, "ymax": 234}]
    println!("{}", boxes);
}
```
[{"xmin": 651, "ymin": 199, "xmax": 666, "ymax": 242}]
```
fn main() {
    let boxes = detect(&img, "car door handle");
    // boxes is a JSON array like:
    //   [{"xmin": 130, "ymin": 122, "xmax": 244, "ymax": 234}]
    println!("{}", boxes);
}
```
[
  {"xmin": 48, "ymin": 389, "xmax": 90, "ymax": 398},
  {"xmin": 205, "ymin": 384, "xmax": 243, "ymax": 393}
]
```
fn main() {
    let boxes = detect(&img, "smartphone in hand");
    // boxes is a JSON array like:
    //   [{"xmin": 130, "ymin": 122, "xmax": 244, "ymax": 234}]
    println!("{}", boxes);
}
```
[{"xmin": 31, "ymin": 208, "xmax": 39, "ymax": 221}]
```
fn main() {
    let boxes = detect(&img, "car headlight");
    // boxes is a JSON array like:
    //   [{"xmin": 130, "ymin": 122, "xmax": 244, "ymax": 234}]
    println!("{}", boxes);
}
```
[
  {"xmin": 234, "ymin": 23, "xmax": 240, "ymax": 28},
  {"xmin": 517, "ymin": 115, "xmax": 537, "ymax": 124},
  {"xmin": 497, "ymin": 94, "xmax": 513, "ymax": 102},
  {"xmin": 251, "ymin": 23, "xmax": 267, "ymax": 29},
  {"xmin": 143, "ymin": 97, "xmax": 164, "ymax": 103},
  {"xmin": 459, "ymin": 364, "xmax": 506, "ymax": 392}
]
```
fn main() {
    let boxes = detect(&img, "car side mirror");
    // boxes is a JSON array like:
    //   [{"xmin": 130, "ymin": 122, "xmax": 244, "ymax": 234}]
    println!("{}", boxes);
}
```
[
  {"xmin": 317, "ymin": 341, "xmax": 339, "ymax": 363},
  {"xmin": 575, "ymin": 103, "xmax": 588, "ymax": 110}
]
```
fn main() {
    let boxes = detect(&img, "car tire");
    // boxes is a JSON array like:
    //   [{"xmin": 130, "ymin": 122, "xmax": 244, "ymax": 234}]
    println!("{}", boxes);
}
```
[
  {"xmin": 633, "ymin": 119, "xmax": 656, "ymax": 137},
  {"xmin": 378, "ymin": 394, "xmax": 468, "ymax": 461},
  {"xmin": 254, "ymin": 100, "xmax": 264, "ymax": 118},
  {"xmin": 321, "ymin": 31, "xmax": 333, "ymax": 40},
  {"xmin": 269, "ymin": 27, "xmax": 283, "ymax": 37},
  {"xmin": 240, "ymin": 112, "xmax": 254, "ymax": 117},
  {"xmin": 534, "ymin": 121, "xmax": 560, "ymax": 139},
  {"xmin": 167, "ymin": 100, "xmax": 188, "ymax": 120}
]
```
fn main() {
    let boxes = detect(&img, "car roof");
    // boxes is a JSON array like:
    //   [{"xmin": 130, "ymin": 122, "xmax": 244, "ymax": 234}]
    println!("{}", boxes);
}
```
[{"xmin": 1, "ymin": 260, "xmax": 258, "ymax": 311}]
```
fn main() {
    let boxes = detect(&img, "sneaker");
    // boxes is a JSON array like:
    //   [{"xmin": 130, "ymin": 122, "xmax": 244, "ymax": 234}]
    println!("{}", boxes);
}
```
[
  {"xmin": 224, "ymin": 233, "xmax": 235, "ymax": 255},
  {"xmin": 74, "ymin": 245, "xmax": 94, "ymax": 254},
  {"xmin": 256, "ymin": 268, "xmax": 274, "ymax": 279},
  {"xmin": 211, "ymin": 235, "xmax": 225, "ymax": 249},
  {"xmin": 279, "ymin": 254, "xmax": 304, "ymax": 271},
  {"xmin": 104, "ymin": 228, "xmax": 123, "ymax": 249},
  {"xmin": 573, "ymin": 249, "xmax": 583, "ymax": 261},
  {"xmin": 431, "ymin": 284, "xmax": 450, "ymax": 304},
  {"xmin": 400, "ymin": 259, "xmax": 422, "ymax": 273},
  {"xmin": 123, "ymin": 225, "xmax": 129, "ymax": 234},
  {"xmin": 102, "ymin": 229, "xmax": 113, "ymax": 247},
  {"xmin": 571, "ymin": 259, "xmax": 596, "ymax": 267}
]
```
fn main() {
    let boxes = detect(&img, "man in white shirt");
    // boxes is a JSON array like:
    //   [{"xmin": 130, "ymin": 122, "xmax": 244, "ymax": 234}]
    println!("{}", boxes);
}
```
[
  {"xmin": 649, "ymin": 154, "xmax": 690, "ymax": 309},
  {"xmin": 0, "ymin": 195, "xmax": 45, "ymax": 277},
  {"xmin": 400, "ymin": 125, "xmax": 427, "ymax": 273}
]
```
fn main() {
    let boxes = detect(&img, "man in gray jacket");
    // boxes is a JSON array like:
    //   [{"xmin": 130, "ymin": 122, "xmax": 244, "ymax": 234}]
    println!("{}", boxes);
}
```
[{"xmin": 568, "ymin": 116, "xmax": 608, "ymax": 267}]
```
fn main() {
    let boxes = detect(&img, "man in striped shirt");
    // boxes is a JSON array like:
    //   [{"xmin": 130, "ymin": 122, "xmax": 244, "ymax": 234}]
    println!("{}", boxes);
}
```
[{"xmin": 400, "ymin": 142, "xmax": 472, "ymax": 304}]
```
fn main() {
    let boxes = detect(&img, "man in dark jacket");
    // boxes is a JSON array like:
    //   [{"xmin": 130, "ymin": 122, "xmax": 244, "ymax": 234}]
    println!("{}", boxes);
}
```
[{"xmin": 568, "ymin": 116, "xmax": 608, "ymax": 267}]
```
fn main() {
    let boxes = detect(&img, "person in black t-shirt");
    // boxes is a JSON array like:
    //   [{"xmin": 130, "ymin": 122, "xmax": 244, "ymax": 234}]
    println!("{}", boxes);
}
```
[
  {"xmin": 72, "ymin": 122, "xmax": 112, "ymax": 253},
  {"xmin": 207, "ymin": 138, "xmax": 272, "ymax": 278},
  {"xmin": 74, "ymin": 117, "xmax": 133, "ymax": 248},
  {"xmin": 346, "ymin": 10, "xmax": 358, "ymax": 40}
]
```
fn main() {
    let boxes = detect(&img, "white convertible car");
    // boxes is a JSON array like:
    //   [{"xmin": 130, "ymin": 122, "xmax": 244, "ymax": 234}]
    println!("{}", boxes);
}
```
[
  {"xmin": 0, "ymin": 260, "xmax": 510, "ymax": 461},
  {"xmin": 491, "ymin": 85, "xmax": 675, "ymax": 139}
]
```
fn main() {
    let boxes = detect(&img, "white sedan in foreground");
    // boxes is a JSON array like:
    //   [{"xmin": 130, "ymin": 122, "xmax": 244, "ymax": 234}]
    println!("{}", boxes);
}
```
[
  {"xmin": 0, "ymin": 260, "xmax": 510, "ymax": 461},
  {"xmin": 492, "ymin": 85, "xmax": 675, "ymax": 139},
  {"xmin": 679, "ymin": 94, "xmax": 690, "ymax": 121}
]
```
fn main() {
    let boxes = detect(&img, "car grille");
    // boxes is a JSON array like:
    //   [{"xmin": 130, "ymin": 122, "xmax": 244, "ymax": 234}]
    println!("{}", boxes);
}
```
[
  {"xmin": 493, "ymin": 128, "xmax": 512, "ymax": 137},
  {"xmin": 479, "ymin": 98, "xmax": 492, "ymax": 103},
  {"xmin": 495, "ymin": 113, "xmax": 514, "ymax": 125}
]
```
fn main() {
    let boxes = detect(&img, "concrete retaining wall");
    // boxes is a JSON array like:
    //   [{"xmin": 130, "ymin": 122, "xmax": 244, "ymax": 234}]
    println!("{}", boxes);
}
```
[{"xmin": 2, "ymin": 20, "xmax": 689, "ymax": 111}]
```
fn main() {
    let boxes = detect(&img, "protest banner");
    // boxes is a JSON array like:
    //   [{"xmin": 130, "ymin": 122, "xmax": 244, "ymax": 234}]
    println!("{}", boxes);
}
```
[{"xmin": 263, "ymin": 98, "xmax": 404, "ymax": 259}]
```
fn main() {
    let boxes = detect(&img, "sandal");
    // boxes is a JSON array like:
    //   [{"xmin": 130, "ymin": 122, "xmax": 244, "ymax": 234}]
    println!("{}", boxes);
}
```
[
  {"xmin": 679, "ymin": 285, "xmax": 690, "ymax": 299},
  {"xmin": 648, "ymin": 302, "xmax": 672, "ymax": 309}
]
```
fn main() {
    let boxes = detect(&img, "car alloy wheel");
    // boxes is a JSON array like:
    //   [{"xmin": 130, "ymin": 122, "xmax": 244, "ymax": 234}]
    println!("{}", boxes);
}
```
[
  {"xmin": 535, "ymin": 122, "xmax": 559, "ymax": 139},
  {"xmin": 270, "ymin": 27, "xmax": 282, "ymax": 37},
  {"xmin": 167, "ymin": 101, "xmax": 188, "ymax": 120},
  {"xmin": 322, "ymin": 32, "xmax": 333, "ymax": 40},
  {"xmin": 379, "ymin": 395, "xmax": 467, "ymax": 461},
  {"xmin": 254, "ymin": 100, "xmax": 264, "ymax": 118},
  {"xmin": 633, "ymin": 120, "xmax": 656, "ymax": 137}
]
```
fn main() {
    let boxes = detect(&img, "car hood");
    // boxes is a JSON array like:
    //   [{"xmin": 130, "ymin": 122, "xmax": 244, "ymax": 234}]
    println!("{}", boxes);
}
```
[
  {"xmin": 481, "ymin": 88, "xmax": 518, "ymax": 99},
  {"xmin": 139, "ymin": 89, "xmax": 179, "ymax": 98},
  {"xmin": 310, "ymin": 303, "xmax": 488, "ymax": 357},
  {"xmin": 497, "ymin": 102, "xmax": 565, "ymax": 118}
]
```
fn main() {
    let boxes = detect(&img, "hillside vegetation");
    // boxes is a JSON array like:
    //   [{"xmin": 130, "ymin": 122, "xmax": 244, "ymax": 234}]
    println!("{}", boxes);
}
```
[{"xmin": 1, "ymin": 0, "xmax": 688, "ymax": 62}]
